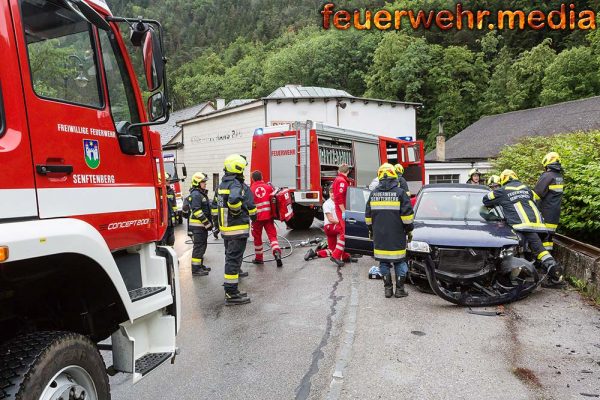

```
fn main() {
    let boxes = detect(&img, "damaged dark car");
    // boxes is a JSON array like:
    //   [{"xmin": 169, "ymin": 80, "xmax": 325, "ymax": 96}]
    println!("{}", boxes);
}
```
[{"xmin": 344, "ymin": 184, "xmax": 544, "ymax": 306}]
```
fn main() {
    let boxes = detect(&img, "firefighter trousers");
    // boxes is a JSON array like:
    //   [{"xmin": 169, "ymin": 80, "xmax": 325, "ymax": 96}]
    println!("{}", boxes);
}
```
[
  {"xmin": 317, "ymin": 224, "xmax": 350, "ymax": 261},
  {"xmin": 162, "ymin": 226, "xmax": 175, "ymax": 246},
  {"xmin": 224, "ymin": 237, "xmax": 247, "ymax": 293},
  {"xmin": 539, "ymin": 232, "xmax": 556, "ymax": 252},
  {"xmin": 191, "ymin": 229, "xmax": 208, "ymax": 270},
  {"xmin": 252, "ymin": 219, "xmax": 280, "ymax": 261},
  {"xmin": 518, "ymin": 231, "xmax": 554, "ymax": 264},
  {"xmin": 331, "ymin": 207, "xmax": 346, "ymax": 260}
]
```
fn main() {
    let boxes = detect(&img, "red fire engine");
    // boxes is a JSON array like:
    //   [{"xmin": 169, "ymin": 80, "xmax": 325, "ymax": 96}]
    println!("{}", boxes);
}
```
[
  {"xmin": 163, "ymin": 153, "xmax": 187, "ymax": 223},
  {"xmin": 251, "ymin": 121, "xmax": 425, "ymax": 229},
  {"xmin": 1, "ymin": 0, "xmax": 179, "ymax": 396}
]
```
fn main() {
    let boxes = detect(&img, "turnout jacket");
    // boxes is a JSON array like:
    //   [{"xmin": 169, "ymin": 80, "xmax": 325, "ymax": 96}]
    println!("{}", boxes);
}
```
[
  {"xmin": 166, "ymin": 185, "xmax": 177, "ymax": 226},
  {"xmin": 398, "ymin": 176, "xmax": 411, "ymax": 197},
  {"xmin": 533, "ymin": 163, "xmax": 564, "ymax": 232},
  {"xmin": 483, "ymin": 179, "xmax": 546, "ymax": 233},
  {"xmin": 211, "ymin": 173, "xmax": 257, "ymax": 238},
  {"xmin": 250, "ymin": 180, "xmax": 275, "ymax": 221},
  {"xmin": 365, "ymin": 178, "xmax": 414, "ymax": 262},
  {"xmin": 185, "ymin": 187, "xmax": 212, "ymax": 231}
]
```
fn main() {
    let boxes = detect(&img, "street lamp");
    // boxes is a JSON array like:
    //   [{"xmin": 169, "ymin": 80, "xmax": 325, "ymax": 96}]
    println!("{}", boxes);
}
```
[
  {"xmin": 336, "ymin": 100, "xmax": 347, "ymax": 127},
  {"xmin": 64, "ymin": 54, "xmax": 89, "ymax": 96}
]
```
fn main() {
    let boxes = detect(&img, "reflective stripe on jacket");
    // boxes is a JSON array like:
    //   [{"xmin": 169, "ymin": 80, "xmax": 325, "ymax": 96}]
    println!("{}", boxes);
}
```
[
  {"xmin": 365, "ymin": 178, "xmax": 414, "ymax": 262},
  {"xmin": 250, "ymin": 180, "xmax": 274, "ymax": 221},
  {"xmin": 166, "ymin": 185, "xmax": 177, "ymax": 226},
  {"xmin": 533, "ymin": 163, "xmax": 564, "ymax": 231},
  {"xmin": 212, "ymin": 173, "xmax": 257, "ymax": 238},
  {"xmin": 187, "ymin": 187, "xmax": 211, "ymax": 230},
  {"xmin": 483, "ymin": 179, "xmax": 547, "ymax": 233}
]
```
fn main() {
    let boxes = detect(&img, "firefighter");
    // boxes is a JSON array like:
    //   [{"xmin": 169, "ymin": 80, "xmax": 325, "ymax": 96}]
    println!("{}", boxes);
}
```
[
  {"xmin": 467, "ymin": 168, "xmax": 482, "ymax": 185},
  {"xmin": 533, "ymin": 152, "xmax": 564, "ymax": 253},
  {"xmin": 394, "ymin": 163, "xmax": 411, "ymax": 197},
  {"xmin": 212, "ymin": 154, "xmax": 257, "ymax": 305},
  {"xmin": 487, "ymin": 175, "xmax": 501, "ymax": 190},
  {"xmin": 304, "ymin": 197, "xmax": 356, "ymax": 263},
  {"xmin": 330, "ymin": 163, "xmax": 351, "ymax": 267},
  {"xmin": 366, "ymin": 163, "xmax": 414, "ymax": 298},
  {"xmin": 159, "ymin": 172, "xmax": 176, "ymax": 246},
  {"xmin": 483, "ymin": 169, "xmax": 564, "ymax": 286},
  {"xmin": 184, "ymin": 172, "xmax": 212, "ymax": 276},
  {"xmin": 250, "ymin": 170, "xmax": 283, "ymax": 267}
]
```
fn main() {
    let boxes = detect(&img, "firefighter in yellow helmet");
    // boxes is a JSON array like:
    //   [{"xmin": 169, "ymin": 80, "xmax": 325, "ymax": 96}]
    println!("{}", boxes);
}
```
[
  {"xmin": 483, "ymin": 170, "xmax": 563, "ymax": 286},
  {"xmin": 159, "ymin": 172, "xmax": 177, "ymax": 246},
  {"xmin": 183, "ymin": 172, "xmax": 212, "ymax": 276},
  {"xmin": 211, "ymin": 154, "xmax": 257, "ymax": 305},
  {"xmin": 533, "ymin": 152, "xmax": 564, "ymax": 256},
  {"xmin": 366, "ymin": 163, "xmax": 414, "ymax": 298},
  {"xmin": 467, "ymin": 168, "xmax": 482, "ymax": 185},
  {"xmin": 394, "ymin": 163, "xmax": 411, "ymax": 197},
  {"xmin": 487, "ymin": 175, "xmax": 501, "ymax": 190}
]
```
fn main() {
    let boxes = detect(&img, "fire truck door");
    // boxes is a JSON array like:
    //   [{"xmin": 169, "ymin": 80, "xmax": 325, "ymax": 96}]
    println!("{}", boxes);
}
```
[
  {"xmin": 12, "ymin": 0, "xmax": 157, "ymax": 248},
  {"xmin": 1, "ymin": 1, "xmax": 37, "ymax": 219}
]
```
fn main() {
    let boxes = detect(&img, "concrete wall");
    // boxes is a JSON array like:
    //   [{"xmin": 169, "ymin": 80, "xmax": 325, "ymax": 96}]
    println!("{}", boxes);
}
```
[
  {"xmin": 265, "ymin": 99, "xmax": 416, "ymax": 140},
  {"xmin": 178, "ymin": 103, "xmax": 264, "ymax": 196},
  {"xmin": 554, "ymin": 242, "xmax": 600, "ymax": 299}
]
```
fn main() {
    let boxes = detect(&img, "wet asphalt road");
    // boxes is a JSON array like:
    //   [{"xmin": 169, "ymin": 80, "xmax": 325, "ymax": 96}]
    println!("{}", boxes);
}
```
[{"xmin": 109, "ymin": 224, "xmax": 600, "ymax": 400}]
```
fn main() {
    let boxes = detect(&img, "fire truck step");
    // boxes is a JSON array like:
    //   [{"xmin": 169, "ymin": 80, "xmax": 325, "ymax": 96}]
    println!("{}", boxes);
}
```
[
  {"xmin": 128, "ymin": 286, "xmax": 166, "ymax": 302},
  {"xmin": 135, "ymin": 352, "xmax": 172, "ymax": 376}
]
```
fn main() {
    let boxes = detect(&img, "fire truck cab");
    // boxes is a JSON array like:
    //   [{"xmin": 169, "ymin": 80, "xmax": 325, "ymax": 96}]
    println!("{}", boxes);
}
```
[
  {"xmin": 1, "ymin": 0, "xmax": 179, "ymax": 397},
  {"xmin": 251, "ymin": 121, "xmax": 425, "ymax": 229}
]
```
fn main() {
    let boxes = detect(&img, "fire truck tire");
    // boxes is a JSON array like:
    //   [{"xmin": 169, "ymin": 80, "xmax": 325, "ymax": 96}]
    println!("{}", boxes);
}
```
[
  {"xmin": 285, "ymin": 204, "xmax": 315, "ymax": 230},
  {"xmin": 0, "ymin": 331, "xmax": 110, "ymax": 400}
]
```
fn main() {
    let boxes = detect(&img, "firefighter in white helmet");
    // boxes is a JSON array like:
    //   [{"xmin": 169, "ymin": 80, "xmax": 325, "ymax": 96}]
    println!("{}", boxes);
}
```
[{"xmin": 467, "ymin": 168, "xmax": 482, "ymax": 185}]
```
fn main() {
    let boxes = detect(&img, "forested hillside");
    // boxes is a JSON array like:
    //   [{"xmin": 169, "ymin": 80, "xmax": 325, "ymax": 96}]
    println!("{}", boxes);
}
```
[{"xmin": 111, "ymin": 0, "xmax": 600, "ymax": 147}]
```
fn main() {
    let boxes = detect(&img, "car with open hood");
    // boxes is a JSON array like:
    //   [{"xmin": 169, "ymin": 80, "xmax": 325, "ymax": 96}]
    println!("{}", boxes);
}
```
[{"xmin": 344, "ymin": 184, "xmax": 542, "ymax": 306}]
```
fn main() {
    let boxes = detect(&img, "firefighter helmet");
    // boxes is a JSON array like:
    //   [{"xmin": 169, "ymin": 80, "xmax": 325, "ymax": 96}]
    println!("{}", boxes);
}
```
[
  {"xmin": 499, "ymin": 169, "xmax": 518, "ymax": 185},
  {"xmin": 394, "ymin": 163, "xmax": 404, "ymax": 175},
  {"xmin": 468, "ymin": 168, "xmax": 481, "ymax": 178},
  {"xmin": 487, "ymin": 175, "xmax": 500, "ymax": 187},
  {"xmin": 224, "ymin": 154, "xmax": 247, "ymax": 174},
  {"xmin": 377, "ymin": 163, "xmax": 398, "ymax": 180},
  {"xmin": 542, "ymin": 151, "xmax": 560, "ymax": 167},
  {"xmin": 191, "ymin": 172, "xmax": 208, "ymax": 187}
]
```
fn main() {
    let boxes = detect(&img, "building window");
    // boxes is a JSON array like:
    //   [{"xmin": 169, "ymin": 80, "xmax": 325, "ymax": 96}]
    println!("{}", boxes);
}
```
[
  {"xmin": 429, "ymin": 174, "xmax": 460, "ymax": 184},
  {"xmin": 213, "ymin": 173, "xmax": 219, "ymax": 192}
]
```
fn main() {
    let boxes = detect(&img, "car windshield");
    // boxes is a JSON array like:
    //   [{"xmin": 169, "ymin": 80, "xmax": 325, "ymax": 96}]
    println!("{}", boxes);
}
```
[
  {"xmin": 347, "ymin": 187, "xmax": 371, "ymax": 213},
  {"xmin": 416, "ymin": 191, "xmax": 489, "ymax": 221}
]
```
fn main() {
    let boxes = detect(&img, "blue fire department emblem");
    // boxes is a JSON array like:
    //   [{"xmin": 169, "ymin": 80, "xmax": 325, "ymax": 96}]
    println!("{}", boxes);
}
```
[{"xmin": 84, "ymin": 139, "xmax": 100, "ymax": 169}]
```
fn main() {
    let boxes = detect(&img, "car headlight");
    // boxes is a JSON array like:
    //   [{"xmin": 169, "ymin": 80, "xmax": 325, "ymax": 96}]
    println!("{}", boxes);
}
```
[
  {"xmin": 408, "ymin": 241, "xmax": 431, "ymax": 253},
  {"xmin": 501, "ymin": 246, "xmax": 516, "ymax": 258}
]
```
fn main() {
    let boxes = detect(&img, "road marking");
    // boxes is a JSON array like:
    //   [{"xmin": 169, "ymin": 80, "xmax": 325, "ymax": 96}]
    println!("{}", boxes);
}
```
[{"xmin": 326, "ymin": 261, "xmax": 360, "ymax": 400}]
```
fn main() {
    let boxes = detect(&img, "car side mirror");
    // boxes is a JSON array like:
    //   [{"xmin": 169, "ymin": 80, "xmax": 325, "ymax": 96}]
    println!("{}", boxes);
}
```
[
  {"xmin": 147, "ymin": 92, "xmax": 166, "ymax": 122},
  {"xmin": 181, "ymin": 165, "xmax": 187, "ymax": 179},
  {"xmin": 116, "ymin": 121, "xmax": 143, "ymax": 155}
]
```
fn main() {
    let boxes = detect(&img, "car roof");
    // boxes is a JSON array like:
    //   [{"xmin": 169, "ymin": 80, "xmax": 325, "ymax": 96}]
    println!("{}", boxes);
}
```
[{"xmin": 420, "ymin": 183, "xmax": 490, "ymax": 193}]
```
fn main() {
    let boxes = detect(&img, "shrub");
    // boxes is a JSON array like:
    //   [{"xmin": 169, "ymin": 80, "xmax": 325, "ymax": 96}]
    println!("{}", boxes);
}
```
[{"xmin": 492, "ymin": 130, "xmax": 600, "ymax": 245}]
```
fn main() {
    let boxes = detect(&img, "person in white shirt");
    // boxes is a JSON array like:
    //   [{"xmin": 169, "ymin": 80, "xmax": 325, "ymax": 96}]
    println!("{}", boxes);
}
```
[{"xmin": 304, "ymin": 197, "xmax": 355, "ymax": 262}]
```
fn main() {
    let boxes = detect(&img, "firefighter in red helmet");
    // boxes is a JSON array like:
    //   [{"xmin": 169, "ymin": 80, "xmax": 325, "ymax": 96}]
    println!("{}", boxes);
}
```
[{"xmin": 250, "ymin": 170, "xmax": 283, "ymax": 267}]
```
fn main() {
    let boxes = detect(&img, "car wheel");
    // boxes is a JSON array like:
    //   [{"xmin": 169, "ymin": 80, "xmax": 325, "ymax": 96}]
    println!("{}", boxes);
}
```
[{"xmin": 0, "ymin": 331, "xmax": 110, "ymax": 400}]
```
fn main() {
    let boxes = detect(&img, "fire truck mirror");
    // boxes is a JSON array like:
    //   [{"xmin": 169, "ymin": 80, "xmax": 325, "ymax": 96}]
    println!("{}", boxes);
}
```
[
  {"xmin": 116, "ymin": 121, "xmax": 143, "ymax": 155},
  {"xmin": 141, "ymin": 28, "xmax": 164, "ymax": 92},
  {"xmin": 147, "ymin": 92, "xmax": 166, "ymax": 122},
  {"xmin": 181, "ymin": 165, "xmax": 188, "ymax": 179}
]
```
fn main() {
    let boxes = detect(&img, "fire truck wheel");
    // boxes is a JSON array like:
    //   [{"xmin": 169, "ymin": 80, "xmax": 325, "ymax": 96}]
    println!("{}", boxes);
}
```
[
  {"xmin": 0, "ymin": 331, "xmax": 110, "ymax": 400},
  {"xmin": 285, "ymin": 204, "xmax": 315, "ymax": 230}
]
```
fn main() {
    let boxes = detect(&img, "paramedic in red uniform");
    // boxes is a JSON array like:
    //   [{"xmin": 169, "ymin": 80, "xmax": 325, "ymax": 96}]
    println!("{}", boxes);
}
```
[
  {"xmin": 330, "ymin": 163, "xmax": 351, "ymax": 267},
  {"xmin": 250, "ymin": 170, "xmax": 283, "ymax": 267}
]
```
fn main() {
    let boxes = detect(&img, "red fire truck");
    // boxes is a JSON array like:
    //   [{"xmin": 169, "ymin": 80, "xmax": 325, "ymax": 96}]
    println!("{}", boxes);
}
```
[
  {"xmin": 163, "ymin": 153, "xmax": 187, "ymax": 224},
  {"xmin": 251, "ymin": 121, "xmax": 425, "ymax": 229},
  {"xmin": 1, "ymin": 0, "xmax": 179, "ymax": 397}
]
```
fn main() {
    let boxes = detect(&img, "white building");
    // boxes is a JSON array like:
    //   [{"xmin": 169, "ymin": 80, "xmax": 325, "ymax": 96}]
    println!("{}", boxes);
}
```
[{"xmin": 165, "ymin": 85, "xmax": 420, "ymax": 194}]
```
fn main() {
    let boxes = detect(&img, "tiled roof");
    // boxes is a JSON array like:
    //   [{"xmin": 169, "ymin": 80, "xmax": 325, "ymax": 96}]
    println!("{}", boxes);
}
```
[{"xmin": 156, "ymin": 103, "xmax": 209, "ymax": 145}]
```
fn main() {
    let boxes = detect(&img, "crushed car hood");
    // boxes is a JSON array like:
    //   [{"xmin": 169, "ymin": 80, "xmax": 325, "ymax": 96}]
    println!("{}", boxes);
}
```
[{"xmin": 412, "ymin": 220, "xmax": 519, "ymax": 248}]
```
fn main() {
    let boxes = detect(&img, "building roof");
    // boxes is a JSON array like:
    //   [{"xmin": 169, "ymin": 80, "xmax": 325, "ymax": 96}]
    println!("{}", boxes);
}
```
[
  {"xmin": 156, "ymin": 103, "xmax": 210, "ymax": 145},
  {"xmin": 266, "ymin": 85, "xmax": 352, "ymax": 99},
  {"xmin": 426, "ymin": 96, "xmax": 600, "ymax": 162}
]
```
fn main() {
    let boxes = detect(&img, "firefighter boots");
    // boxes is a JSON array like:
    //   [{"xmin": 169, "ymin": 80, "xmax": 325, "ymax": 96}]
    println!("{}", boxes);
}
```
[
  {"xmin": 192, "ymin": 267, "xmax": 208, "ymax": 276},
  {"xmin": 201, "ymin": 265, "xmax": 211, "ymax": 272},
  {"xmin": 239, "ymin": 269, "xmax": 249, "ymax": 277},
  {"xmin": 304, "ymin": 248, "xmax": 317, "ymax": 261},
  {"xmin": 225, "ymin": 291, "xmax": 251, "ymax": 306},
  {"xmin": 252, "ymin": 258, "xmax": 264, "ymax": 265},
  {"xmin": 395, "ymin": 275, "xmax": 408, "ymax": 298},
  {"xmin": 274, "ymin": 251, "xmax": 283, "ymax": 267},
  {"xmin": 383, "ymin": 274, "xmax": 393, "ymax": 298}
]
